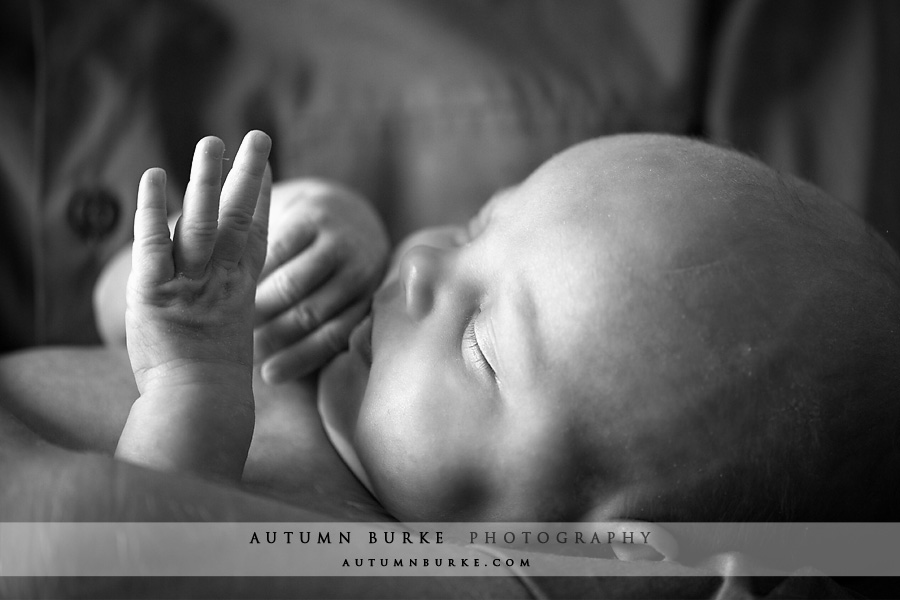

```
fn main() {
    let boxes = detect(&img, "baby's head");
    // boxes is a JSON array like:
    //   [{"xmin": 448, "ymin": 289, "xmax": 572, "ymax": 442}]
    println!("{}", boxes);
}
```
[{"xmin": 320, "ymin": 134, "xmax": 900, "ymax": 523}]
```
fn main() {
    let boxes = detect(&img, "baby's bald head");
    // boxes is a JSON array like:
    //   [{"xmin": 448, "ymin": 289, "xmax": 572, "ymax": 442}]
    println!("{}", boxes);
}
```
[{"xmin": 548, "ymin": 134, "xmax": 900, "ymax": 522}]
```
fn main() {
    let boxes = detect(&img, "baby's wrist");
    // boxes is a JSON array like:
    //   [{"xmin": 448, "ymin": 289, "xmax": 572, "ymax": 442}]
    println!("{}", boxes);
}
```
[
  {"xmin": 118, "ymin": 375, "xmax": 255, "ymax": 480},
  {"xmin": 133, "ymin": 358, "xmax": 252, "ymax": 397}
]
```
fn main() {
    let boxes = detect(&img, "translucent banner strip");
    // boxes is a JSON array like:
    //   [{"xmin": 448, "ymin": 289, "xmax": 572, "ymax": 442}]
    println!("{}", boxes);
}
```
[{"xmin": 1, "ymin": 522, "xmax": 898, "ymax": 577}]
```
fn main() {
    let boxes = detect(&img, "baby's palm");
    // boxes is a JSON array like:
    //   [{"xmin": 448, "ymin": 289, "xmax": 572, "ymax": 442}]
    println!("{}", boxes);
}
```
[{"xmin": 126, "ymin": 132, "xmax": 272, "ymax": 393}]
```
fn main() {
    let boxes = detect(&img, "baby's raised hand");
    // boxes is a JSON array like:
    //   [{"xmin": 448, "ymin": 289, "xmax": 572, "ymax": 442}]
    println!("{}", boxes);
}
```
[
  {"xmin": 117, "ymin": 131, "xmax": 271, "ymax": 479},
  {"xmin": 253, "ymin": 180, "xmax": 389, "ymax": 383}
]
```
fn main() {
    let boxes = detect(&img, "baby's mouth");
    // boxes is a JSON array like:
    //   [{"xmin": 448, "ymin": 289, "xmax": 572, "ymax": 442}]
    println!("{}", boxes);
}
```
[{"xmin": 349, "ymin": 314, "xmax": 374, "ymax": 365}]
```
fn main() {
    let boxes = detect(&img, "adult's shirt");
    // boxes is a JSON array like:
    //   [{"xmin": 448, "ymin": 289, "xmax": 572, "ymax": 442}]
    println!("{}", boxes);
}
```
[
  {"xmin": 0, "ymin": 0, "xmax": 706, "ymax": 351},
  {"xmin": 0, "ymin": 0, "xmax": 219, "ymax": 351}
]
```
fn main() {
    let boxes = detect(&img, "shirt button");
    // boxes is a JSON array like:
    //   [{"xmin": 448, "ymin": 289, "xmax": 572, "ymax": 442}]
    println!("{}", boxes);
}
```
[{"xmin": 67, "ymin": 187, "xmax": 120, "ymax": 241}]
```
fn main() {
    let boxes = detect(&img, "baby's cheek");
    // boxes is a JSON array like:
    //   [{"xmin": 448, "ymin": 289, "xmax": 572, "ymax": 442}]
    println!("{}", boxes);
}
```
[
  {"xmin": 356, "ymin": 422, "xmax": 494, "ymax": 521},
  {"xmin": 370, "ymin": 460, "xmax": 495, "ymax": 521}
]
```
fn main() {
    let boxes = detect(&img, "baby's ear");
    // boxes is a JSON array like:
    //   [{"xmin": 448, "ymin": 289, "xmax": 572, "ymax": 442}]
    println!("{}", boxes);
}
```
[{"xmin": 578, "ymin": 506, "xmax": 679, "ymax": 562}]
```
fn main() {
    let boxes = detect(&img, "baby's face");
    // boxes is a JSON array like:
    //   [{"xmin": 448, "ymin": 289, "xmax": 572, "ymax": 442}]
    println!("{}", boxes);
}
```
[{"xmin": 320, "ymin": 182, "xmax": 604, "ymax": 519}]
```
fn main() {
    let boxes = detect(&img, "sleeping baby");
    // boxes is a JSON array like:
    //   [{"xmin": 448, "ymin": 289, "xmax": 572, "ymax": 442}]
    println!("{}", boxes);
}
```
[{"xmin": 114, "ymin": 130, "xmax": 900, "ymax": 526}]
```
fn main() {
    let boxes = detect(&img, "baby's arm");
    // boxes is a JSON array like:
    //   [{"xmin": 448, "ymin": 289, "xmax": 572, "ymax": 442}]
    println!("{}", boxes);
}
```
[{"xmin": 115, "ymin": 131, "xmax": 271, "ymax": 481}]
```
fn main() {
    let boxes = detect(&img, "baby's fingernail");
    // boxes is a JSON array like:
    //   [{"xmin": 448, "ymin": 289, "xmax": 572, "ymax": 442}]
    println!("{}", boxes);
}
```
[
  {"xmin": 198, "ymin": 136, "xmax": 225, "ymax": 158},
  {"xmin": 261, "ymin": 363, "xmax": 282, "ymax": 385},
  {"xmin": 248, "ymin": 130, "xmax": 272, "ymax": 153},
  {"xmin": 143, "ymin": 168, "xmax": 166, "ymax": 185}
]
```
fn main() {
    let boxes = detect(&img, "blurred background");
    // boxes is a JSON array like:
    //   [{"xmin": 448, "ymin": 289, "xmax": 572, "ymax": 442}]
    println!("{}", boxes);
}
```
[{"xmin": 2, "ymin": 0, "xmax": 898, "ymax": 351}]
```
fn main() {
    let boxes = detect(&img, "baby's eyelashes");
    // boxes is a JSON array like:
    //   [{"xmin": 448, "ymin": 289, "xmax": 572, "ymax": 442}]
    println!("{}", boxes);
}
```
[{"xmin": 463, "ymin": 309, "xmax": 500, "ymax": 386}]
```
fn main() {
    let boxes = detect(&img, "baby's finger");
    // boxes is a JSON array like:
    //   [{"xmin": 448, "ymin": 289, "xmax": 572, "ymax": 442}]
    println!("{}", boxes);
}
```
[
  {"xmin": 254, "ymin": 242, "xmax": 337, "ymax": 326},
  {"xmin": 258, "ymin": 219, "xmax": 318, "ymax": 284},
  {"xmin": 173, "ymin": 136, "xmax": 224, "ymax": 278},
  {"xmin": 132, "ymin": 168, "xmax": 174, "ymax": 286},
  {"xmin": 260, "ymin": 298, "xmax": 371, "ymax": 383},
  {"xmin": 213, "ymin": 131, "xmax": 272, "ymax": 269},
  {"xmin": 243, "ymin": 164, "xmax": 273, "ymax": 278},
  {"xmin": 254, "ymin": 269, "xmax": 366, "ymax": 361},
  {"xmin": 280, "ymin": 267, "xmax": 369, "ymax": 335}
]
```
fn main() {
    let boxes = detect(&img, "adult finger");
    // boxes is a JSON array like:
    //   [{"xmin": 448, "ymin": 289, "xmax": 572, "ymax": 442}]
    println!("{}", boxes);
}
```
[
  {"xmin": 214, "ymin": 130, "xmax": 272, "ymax": 269},
  {"xmin": 132, "ymin": 168, "xmax": 173, "ymax": 287},
  {"xmin": 173, "ymin": 136, "xmax": 224, "ymax": 277},
  {"xmin": 259, "ymin": 297, "xmax": 371, "ymax": 383}
]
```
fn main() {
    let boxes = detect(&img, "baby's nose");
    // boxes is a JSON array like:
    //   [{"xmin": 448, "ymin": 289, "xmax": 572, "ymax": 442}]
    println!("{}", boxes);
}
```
[{"xmin": 399, "ymin": 245, "xmax": 444, "ymax": 320}]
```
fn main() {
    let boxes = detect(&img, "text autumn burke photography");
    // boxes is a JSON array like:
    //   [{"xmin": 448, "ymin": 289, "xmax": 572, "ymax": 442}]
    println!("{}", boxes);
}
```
[{"xmin": 247, "ymin": 528, "xmax": 653, "ymax": 546}]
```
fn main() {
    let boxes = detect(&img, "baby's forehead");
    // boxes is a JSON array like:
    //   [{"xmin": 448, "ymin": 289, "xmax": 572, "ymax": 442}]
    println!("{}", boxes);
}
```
[
  {"xmin": 494, "ymin": 135, "xmax": 804, "ymax": 381},
  {"xmin": 524, "ymin": 136, "xmax": 838, "ymax": 261}
]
